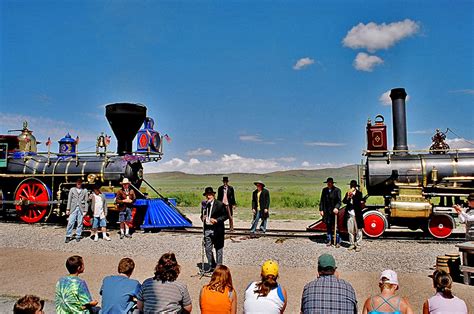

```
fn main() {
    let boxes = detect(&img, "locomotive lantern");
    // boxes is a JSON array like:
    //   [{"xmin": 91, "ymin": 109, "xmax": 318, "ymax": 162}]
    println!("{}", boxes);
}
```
[
  {"xmin": 58, "ymin": 133, "xmax": 77, "ymax": 157},
  {"xmin": 137, "ymin": 117, "xmax": 161, "ymax": 153},
  {"xmin": 366, "ymin": 115, "xmax": 387, "ymax": 154}
]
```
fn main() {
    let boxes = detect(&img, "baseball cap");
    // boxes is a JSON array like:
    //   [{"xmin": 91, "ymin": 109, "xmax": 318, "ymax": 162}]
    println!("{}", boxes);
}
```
[
  {"xmin": 261, "ymin": 260, "xmax": 279, "ymax": 277},
  {"xmin": 379, "ymin": 269, "xmax": 399, "ymax": 285},
  {"xmin": 318, "ymin": 254, "xmax": 336, "ymax": 269}
]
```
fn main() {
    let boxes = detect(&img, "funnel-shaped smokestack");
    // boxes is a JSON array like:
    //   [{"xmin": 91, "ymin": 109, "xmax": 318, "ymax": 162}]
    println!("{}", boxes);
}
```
[
  {"xmin": 105, "ymin": 103, "xmax": 147, "ymax": 155},
  {"xmin": 390, "ymin": 88, "xmax": 408, "ymax": 155}
]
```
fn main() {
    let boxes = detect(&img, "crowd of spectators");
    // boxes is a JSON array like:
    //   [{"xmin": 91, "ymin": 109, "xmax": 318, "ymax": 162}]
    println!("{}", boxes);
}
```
[{"xmin": 13, "ymin": 253, "xmax": 468, "ymax": 314}]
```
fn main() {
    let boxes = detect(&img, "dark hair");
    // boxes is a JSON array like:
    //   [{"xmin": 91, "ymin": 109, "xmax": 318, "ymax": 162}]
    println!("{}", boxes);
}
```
[
  {"xmin": 118, "ymin": 258, "xmax": 135, "ymax": 276},
  {"xmin": 254, "ymin": 274, "xmax": 278, "ymax": 297},
  {"xmin": 66, "ymin": 255, "xmax": 84, "ymax": 274},
  {"xmin": 154, "ymin": 252, "xmax": 180, "ymax": 282},
  {"xmin": 432, "ymin": 270, "xmax": 454, "ymax": 298},
  {"xmin": 13, "ymin": 295, "xmax": 43, "ymax": 314},
  {"xmin": 318, "ymin": 266, "xmax": 336, "ymax": 275}
]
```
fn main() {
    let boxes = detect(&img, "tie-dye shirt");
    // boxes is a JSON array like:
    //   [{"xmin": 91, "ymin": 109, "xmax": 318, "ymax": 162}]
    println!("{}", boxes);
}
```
[{"xmin": 55, "ymin": 275, "xmax": 92, "ymax": 314}]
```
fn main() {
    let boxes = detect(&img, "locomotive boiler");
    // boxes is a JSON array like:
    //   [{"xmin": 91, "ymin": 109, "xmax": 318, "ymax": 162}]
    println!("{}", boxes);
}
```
[
  {"xmin": 362, "ymin": 88, "xmax": 474, "ymax": 238},
  {"xmin": 0, "ymin": 103, "xmax": 163, "ymax": 224}
]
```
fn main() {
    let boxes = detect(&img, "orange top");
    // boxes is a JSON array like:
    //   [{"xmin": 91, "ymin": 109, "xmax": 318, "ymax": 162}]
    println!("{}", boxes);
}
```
[{"xmin": 200, "ymin": 286, "xmax": 233, "ymax": 314}]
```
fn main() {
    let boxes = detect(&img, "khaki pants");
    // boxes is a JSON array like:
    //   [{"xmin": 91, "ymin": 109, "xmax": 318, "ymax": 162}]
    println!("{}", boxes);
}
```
[{"xmin": 347, "ymin": 216, "xmax": 362, "ymax": 247}]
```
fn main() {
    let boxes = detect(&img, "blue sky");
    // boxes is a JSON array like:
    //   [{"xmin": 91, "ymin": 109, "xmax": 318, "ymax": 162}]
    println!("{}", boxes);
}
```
[{"xmin": 1, "ymin": 0, "xmax": 473, "ymax": 174}]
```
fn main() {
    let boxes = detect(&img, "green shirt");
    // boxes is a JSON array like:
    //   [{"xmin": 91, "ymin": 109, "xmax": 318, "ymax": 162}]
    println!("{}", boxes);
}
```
[{"xmin": 55, "ymin": 275, "xmax": 92, "ymax": 314}]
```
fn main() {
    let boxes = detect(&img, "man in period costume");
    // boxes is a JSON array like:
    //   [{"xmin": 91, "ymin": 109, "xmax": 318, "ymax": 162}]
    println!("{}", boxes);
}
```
[
  {"xmin": 454, "ymin": 192, "xmax": 474, "ymax": 241},
  {"xmin": 65, "ymin": 178, "xmax": 88, "ymax": 243},
  {"xmin": 319, "ymin": 177, "xmax": 342, "ymax": 247},
  {"xmin": 116, "ymin": 178, "xmax": 136, "ymax": 239},
  {"xmin": 250, "ymin": 181, "xmax": 270, "ymax": 234},
  {"xmin": 217, "ymin": 176, "xmax": 237, "ymax": 231},
  {"xmin": 343, "ymin": 180, "xmax": 364, "ymax": 251},
  {"xmin": 201, "ymin": 186, "xmax": 228, "ymax": 272}
]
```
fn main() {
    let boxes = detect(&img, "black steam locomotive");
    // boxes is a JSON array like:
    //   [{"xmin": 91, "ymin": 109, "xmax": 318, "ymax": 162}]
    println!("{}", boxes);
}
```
[
  {"xmin": 0, "ymin": 103, "xmax": 162, "ymax": 224},
  {"xmin": 362, "ymin": 88, "xmax": 474, "ymax": 238}
]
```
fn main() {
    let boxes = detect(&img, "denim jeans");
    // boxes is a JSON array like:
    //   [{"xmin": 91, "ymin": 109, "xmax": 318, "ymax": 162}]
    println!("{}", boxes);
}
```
[
  {"xmin": 66, "ymin": 207, "xmax": 84, "ymax": 237},
  {"xmin": 250, "ymin": 210, "xmax": 268, "ymax": 233}
]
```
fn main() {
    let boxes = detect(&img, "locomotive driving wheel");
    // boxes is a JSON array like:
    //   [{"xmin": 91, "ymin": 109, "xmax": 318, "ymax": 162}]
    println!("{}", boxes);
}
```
[
  {"xmin": 363, "ymin": 210, "xmax": 388, "ymax": 238},
  {"xmin": 427, "ymin": 214, "xmax": 454, "ymax": 239},
  {"xmin": 14, "ymin": 178, "xmax": 51, "ymax": 223}
]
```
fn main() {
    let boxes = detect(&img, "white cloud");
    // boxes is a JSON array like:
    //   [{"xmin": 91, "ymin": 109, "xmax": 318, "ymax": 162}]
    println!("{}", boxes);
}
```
[
  {"xmin": 408, "ymin": 129, "xmax": 431, "ymax": 135},
  {"xmin": 186, "ymin": 148, "xmax": 213, "ymax": 156},
  {"xmin": 304, "ymin": 141, "xmax": 346, "ymax": 147},
  {"xmin": 278, "ymin": 157, "xmax": 296, "ymax": 162},
  {"xmin": 239, "ymin": 135, "xmax": 262, "ymax": 142},
  {"xmin": 379, "ymin": 89, "xmax": 411, "ymax": 105},
  {"xmin": 144, "ymin": 154, "xmax": 288, "ymax": 174},
  {"xmin": 343, "ymin": 19, "xmax": 420, "ymax": 52},
  {"xmin": 293, "ymin": 57, "xmax": 315, "ymax": 70},
  {"xmin": 354, "ymin": 52, "xmax": 383, "ymax": 72},
  {"xmin": 445, "ymin": 138, "xmax": 474, "ymax": 149},
  {"xmin": 449, "ymin": 89, "xmax": 474, "ymax": 95}
]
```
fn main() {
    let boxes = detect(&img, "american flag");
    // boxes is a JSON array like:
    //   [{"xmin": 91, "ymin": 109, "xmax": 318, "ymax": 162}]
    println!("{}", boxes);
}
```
[
  {"xmin": 45, "ymin": 137, "xmax": 52, "ymax": 146},
  {"xmin": 105, "ymin": 135, "xmax": 111, "ymax": 146},
  {"xmin": 164, "ymin": 134, "xmax": 172, "ymax": 143},
  {"xmin": 75, "ymin": 136, "xmax": 80, "ymax": 145}
]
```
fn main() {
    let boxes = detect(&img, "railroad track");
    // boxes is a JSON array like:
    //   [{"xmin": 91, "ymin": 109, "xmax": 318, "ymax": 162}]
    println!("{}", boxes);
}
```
[{"xmin": 0, "ymin": 217, "xmax": 465, "ymax": 242}]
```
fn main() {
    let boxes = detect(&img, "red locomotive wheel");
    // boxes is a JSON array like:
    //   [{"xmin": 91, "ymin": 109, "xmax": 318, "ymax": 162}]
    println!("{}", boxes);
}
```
[
  {"xmin": 428, "ymin": 214, "xmax": 454, "ymax": 239},
  {"xmin": 15, "ymin": 179, "xmax": 51, "ymax": 224},
  {"xmin": 363, "ymin": 211, "xmax": 387, "ymax": 238}
]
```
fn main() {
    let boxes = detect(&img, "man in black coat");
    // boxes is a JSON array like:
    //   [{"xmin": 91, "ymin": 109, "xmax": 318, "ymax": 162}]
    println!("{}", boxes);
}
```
[
  {"xmin": 319, "ymin": 177, "xmax": 342, "ymax": 247},
  {"xmin": 201, "ymin": 186, "xmax": 228, "ymax": 272},
  {"xmin": 217, "ymin": 176, "xmax": 237, "ymax": 231},
  {"xmin": 343, "ymin": 180, "xmax": 364, "ymax": 251},
  {"xmin": 250, "ymin": 180, "xmax": 270, "ymax": 234}
]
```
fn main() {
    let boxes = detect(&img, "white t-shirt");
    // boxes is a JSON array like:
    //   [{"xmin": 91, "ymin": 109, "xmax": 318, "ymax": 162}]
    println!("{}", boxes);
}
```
[
  {"xmin": 244, "ymin": 281, "xmax": 285, "ymax": 314},
  {"xmin": 93, "ymin": 194, "xmax": 104, "ymax": 218}
]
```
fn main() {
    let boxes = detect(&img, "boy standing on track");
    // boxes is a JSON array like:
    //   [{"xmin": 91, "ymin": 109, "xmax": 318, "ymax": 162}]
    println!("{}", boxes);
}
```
[
  {"xmin": 116, "ymin": 178, "xmax": 136, "ymax": 239},
  {"xmin": 89, "ymin": 184, "xmax": 111, "ymax": 242},
  {"xmin": 65, "ymin": 178, "xmax": 88, "ymax": 243}
]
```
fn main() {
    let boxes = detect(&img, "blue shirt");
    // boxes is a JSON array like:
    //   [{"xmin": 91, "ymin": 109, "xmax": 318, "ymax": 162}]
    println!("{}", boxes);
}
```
[{"xmin": 100, "ymin": 275, "xmax": 141, "ymax": 314}]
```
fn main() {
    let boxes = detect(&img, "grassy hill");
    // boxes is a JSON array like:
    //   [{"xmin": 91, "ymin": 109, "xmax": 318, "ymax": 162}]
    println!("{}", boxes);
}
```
[{"xmin": 143, "ymin": 165, "xmax": 360, "ymax": 220}]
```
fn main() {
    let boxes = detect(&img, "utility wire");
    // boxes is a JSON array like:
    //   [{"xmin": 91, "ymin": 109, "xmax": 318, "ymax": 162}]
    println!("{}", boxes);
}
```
[{"xmin": 446, "ymin": 128, "xmax": 474, "ymax": 146}]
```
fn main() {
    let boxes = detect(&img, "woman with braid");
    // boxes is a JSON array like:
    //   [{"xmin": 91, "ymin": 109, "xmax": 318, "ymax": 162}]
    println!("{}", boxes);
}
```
[{"xmin": 243, "ymin": 260, "xmax": 287, "ymax": 314}]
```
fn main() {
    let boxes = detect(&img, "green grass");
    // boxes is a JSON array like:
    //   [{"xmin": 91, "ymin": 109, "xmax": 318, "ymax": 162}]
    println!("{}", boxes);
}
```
[{"xmin": 142, "ymin": 165, "xmax": 384, "ymax": 220}]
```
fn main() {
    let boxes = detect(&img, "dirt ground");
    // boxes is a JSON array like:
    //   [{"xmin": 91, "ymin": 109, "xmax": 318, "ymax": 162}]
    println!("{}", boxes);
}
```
[{"xmin": 1, "ymin": 247, "xmax": 473, "ymax": 314}]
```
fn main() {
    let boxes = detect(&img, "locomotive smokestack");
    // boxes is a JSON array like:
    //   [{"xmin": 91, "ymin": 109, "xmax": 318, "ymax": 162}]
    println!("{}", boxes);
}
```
[
  {"xmin": 105, "ymin": 103, "xmax": 147, "ymax": 155},
  {"xmin": 390, "ymin": 88, "xmax": 408, "ymax": 155}
]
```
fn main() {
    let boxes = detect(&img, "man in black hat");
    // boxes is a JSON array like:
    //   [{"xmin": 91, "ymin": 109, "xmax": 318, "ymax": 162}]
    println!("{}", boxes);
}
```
[
  {"xmin": 217, "ymin": 176, "xmax": 236, "ymax": 231},
  {"xmin": 250, "ymin": 180, "xmax": 270, "ymax": 234},
  {"xmin": 201, "ymin": 187, "xmax": 228, "ymax": 272},
  {"xmin": 343, "ymin": 180, "xmax": 364, "ymax": 251},
  {"xmin": 319, "ymin": 177, "xmax": 342, "ymax": 247},
  {"xmin": 454, "ymin": 192, "xmax": 474, "ymax": 241}
]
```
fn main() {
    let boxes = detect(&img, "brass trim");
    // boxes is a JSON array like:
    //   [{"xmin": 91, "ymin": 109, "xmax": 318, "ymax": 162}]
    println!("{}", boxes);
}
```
[
  {"xmin": 421, "ymin": 157, "xmax": 427, "ymax": 186},
  {"xmin": 81, "ymin": 161, "xmax": 87, "ymax": 177},
  {"xmin": 100, "ymin": 160, "xmax": 105, "ymax": 183},
  {"xmin": 65, "ymin": 160, "xmax": 72, "ymax": 181}
]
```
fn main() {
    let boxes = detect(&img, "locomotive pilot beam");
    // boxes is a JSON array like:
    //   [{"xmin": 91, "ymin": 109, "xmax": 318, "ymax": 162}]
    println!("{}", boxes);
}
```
[{"xmin": 0, "ymin": 102, "xmax": 164, "ymax": 224}]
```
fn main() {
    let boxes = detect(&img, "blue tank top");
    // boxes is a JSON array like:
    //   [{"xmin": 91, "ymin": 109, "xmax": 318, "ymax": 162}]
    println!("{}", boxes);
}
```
[{"xmin": 368, "ymin": 295, "xmax": 401, "ymax": 314}]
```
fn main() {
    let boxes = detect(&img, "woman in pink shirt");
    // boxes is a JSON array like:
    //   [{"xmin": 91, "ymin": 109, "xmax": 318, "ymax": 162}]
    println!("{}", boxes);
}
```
[{"xmin": 423, "ymin": 270, "xmax": 467, "ymax": 314}]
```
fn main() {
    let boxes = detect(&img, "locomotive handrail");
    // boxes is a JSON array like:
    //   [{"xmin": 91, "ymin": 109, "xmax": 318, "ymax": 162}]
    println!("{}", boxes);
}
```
[{"xmin": 363, "ymin": 148, "xmax": 474, "ymax": 155}]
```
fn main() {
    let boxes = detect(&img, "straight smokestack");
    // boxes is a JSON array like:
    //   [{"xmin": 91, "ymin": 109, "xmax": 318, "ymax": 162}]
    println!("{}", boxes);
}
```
[{"xmin": 390, "ymin": 88, "xmax": 408, "ymax": 155}]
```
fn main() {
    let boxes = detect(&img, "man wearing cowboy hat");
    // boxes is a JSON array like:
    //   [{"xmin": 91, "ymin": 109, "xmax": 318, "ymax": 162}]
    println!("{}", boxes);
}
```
[
  {"xmin": 343, "ymin": 180, "xmax": 364, "ymax": 251},
  {"xmin": 201, "ymin": 186, "xmax": 228, "ymax": 272},
  {"xmin": 250, "ymin": 180, "xmax": 270, "ymax": 234},
  {"xmin": 116, "ymin": 178, "xmax": 136, "ymax": 239},
  {"xmin": 217, "ymin": 176, "xmax": 237, "ymax": 231},
  {"xmin": 453, "ymin": 192, "xmax": 474, "ymax": 241},
  {"xmin": 319, "ymin": 177, "xmax": 342, "ymax": 247}
]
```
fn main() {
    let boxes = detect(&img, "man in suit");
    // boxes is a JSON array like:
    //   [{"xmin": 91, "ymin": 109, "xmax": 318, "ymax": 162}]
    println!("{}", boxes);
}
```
[
  {"xmin": 201, "ymin": 186, "xmax": 228, "ymax": 272},
  {"xmin": 217, "ymin": 176, "xmax": 237, "ymax": 231},
  {"xmin": 65, "ymin": 178, "xmax": 88, "ymax": 243},
  {"xmin": 250, "ymin": 181, "xmax": 270, "ymax": 234},
  {"xmin": 319, "ymin": 177, "xmax": 342, "ymax": 247},
  {"xmin": 343, "ymin": 180, "xmax": 364, "ymax": 251}
]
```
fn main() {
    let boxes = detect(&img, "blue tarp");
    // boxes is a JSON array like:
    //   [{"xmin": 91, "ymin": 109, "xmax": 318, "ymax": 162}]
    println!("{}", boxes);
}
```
[{"xmin": 137, "ymin": 198, "xmax": 192, "ymax": 229}]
